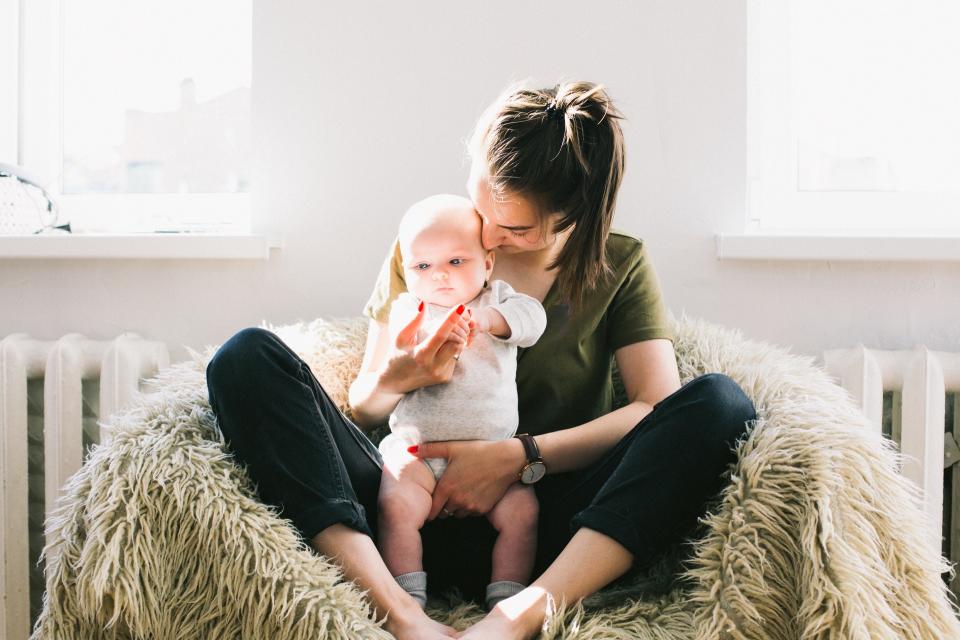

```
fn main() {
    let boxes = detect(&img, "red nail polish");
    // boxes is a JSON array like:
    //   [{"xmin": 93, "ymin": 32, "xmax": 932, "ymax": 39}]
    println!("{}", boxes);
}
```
[
  {"xmin": 418, "ymin": 301, "xmax": 424, "ymax": 312},
  {"xmin": 456, "ymin": 304, "xmax": 465, "ymax": 315},
  {"xmin": 407, "ymin": 445, "xmax": 419, "ymax": 454}
]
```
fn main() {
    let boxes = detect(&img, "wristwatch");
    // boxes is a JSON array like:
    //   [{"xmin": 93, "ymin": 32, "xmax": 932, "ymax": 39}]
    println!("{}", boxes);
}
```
[{"xmin": 514, "ymin": 433, "xmax": 546, "ymax": 484}]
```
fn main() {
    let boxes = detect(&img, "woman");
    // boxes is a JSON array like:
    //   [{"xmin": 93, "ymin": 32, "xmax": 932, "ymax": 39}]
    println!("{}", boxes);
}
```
[{"xmin": 206, "ymin": 81, "xmax": 756, "ymax": 640}]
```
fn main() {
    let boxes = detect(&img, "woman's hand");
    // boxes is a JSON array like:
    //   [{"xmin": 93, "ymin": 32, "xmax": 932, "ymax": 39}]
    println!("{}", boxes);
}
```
[
  {"xmin": 379, "ymin": 303, "xmax": 473, "ymax": 395},
  {"xmin": 349, "ymin": 303, "xmax": 475, "ymax": 427},
  {"xmin": 410, "ymin": 438, "xmax": 527, "ymax": 520}
]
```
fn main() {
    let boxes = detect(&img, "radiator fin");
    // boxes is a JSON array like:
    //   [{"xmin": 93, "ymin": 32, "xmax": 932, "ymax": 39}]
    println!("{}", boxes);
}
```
[
  {"xmin": 1, "ymin": 333, "xmax": 168, "ymax": 639},
  {"xmin": 825, "ymin": 347, "xmax": 960, "ymax": 601}
]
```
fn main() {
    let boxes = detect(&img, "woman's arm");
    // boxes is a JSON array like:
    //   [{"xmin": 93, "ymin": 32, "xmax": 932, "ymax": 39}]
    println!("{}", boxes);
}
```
[
  {"xmin": 414, "ymin": 338, "xmax": 681, "ymax": 519},
  {"xmin": 536, "ymin": 337, "xmax": 681, "ymax": 473},
  {"xmin": 348, "ymin": 306, "xmax": 473, "ymax": 428},
  {"xmin": 348, "ymin": 320, "xmax": 406, "ymax": 427}
]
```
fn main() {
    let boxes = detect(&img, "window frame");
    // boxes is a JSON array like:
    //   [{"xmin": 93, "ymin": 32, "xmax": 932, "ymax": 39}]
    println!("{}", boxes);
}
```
[{"xmin": 0, "ymin": 0, "xmax": 17, "ymax": 161}]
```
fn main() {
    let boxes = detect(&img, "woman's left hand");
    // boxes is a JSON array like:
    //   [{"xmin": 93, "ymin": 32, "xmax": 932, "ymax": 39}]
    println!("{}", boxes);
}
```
[{"xmin": 410, "ymin": 439, "xmax": 527, "ymax": 520}]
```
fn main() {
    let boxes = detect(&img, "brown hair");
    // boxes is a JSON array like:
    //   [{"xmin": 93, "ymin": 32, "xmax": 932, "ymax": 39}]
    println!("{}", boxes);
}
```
[{"xmin": 469, "ymin": 81, "xmax": 625, "ymax": 309}]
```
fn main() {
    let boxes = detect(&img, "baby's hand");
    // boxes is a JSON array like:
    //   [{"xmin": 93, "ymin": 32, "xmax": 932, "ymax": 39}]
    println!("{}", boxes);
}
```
[
  {"xmin": 470, "ymin": 308, "xmax": 490, "ymax": 335},
  {"xmin": 466, "ymin": 308, "xmax": 495, "ymax": 345},
  {"xmin": 468, "ymin": 308, "xmax": 510, "ymax": 340},
  {"xmin": 464, "ymin": 308, "xmax": 475, "ymax": 347}
]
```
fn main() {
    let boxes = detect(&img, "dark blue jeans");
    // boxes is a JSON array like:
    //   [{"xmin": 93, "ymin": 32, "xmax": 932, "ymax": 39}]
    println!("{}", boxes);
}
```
[{"xmin": 206, "ymin": 327, "xmax": 756, "ymax": 602}]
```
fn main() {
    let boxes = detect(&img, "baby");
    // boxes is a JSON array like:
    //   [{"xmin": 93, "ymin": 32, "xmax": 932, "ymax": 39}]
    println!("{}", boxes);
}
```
[{"xmin": 377, "ymin": 194, "xmax": 547, "ymax": 612}]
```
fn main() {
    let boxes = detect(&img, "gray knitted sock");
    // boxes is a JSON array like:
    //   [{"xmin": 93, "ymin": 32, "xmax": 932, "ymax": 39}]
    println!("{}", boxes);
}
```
[
  {"xmin": 395, "ymin": 571, "xmax": 427, "ymax": 609},
  {"xmin": 485, "ymin": 580, "xmax": 525, "ymax": 611}
]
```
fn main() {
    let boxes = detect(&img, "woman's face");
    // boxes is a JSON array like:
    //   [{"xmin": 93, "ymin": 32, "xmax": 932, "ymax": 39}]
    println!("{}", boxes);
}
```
[{"xmin": 466, "ymin": 163, "xmax": 555, "ymax": 253}]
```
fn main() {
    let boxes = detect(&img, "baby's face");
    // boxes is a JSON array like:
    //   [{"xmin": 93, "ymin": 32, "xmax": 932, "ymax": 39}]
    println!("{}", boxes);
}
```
[{"xmin": 402, "ymin": 222, "xmax": 491, "ymax": 307}]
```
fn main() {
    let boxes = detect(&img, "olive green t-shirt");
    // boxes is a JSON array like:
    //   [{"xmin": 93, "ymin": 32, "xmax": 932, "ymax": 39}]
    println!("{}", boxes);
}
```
[{"xmin": 362, "ymin": 231, "xmax": 673, "ymax": 436}]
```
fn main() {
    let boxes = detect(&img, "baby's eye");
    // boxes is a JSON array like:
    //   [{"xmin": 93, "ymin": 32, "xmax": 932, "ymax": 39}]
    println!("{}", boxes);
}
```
[
  {"xmin": 449, "ymin": 258, "xmax": 465, "ymax": 266},
  {"xmin": 415, "ymin": 263, "xmax": 430, "ymax": 270}
]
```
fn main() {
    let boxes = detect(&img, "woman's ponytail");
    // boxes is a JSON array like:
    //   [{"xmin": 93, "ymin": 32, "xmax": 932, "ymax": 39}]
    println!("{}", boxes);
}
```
[{"xmin": 469, "ymin": 81, "xmax": 625, "ymax": 309}]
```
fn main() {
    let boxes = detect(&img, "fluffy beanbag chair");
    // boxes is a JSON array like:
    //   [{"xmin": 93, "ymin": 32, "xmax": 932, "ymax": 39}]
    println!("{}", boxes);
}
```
[{"xmin": 32, "ymin": 317, "xmax": 960, "ymax": 639}]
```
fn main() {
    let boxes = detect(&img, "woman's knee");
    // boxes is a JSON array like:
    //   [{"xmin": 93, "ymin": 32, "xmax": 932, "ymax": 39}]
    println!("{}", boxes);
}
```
[
  {"xmin": 206, "ymin": 327, "xmax": 282, "ymax": 389},
  {"xmin": 687, "ymin": 373, "xmax": 756, "ymax": 445}
]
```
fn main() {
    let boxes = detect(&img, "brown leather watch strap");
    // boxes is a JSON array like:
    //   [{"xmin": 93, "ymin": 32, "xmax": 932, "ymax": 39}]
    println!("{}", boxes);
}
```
[{"xmin": 515, "ymin": 433, "xmax": 541, "ymax": 463}]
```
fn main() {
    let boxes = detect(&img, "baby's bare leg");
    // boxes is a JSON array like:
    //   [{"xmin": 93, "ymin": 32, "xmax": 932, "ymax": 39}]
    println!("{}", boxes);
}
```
[
  {"xmin": 378, "ymin": 451, "xmax": 437, "ymax": 576},
  {"xmin": 486, "ymin": 483, "xmax": 539, "ymax": 584}
]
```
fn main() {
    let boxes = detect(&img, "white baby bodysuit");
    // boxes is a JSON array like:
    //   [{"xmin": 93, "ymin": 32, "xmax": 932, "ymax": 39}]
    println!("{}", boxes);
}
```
[{"xmin": 379, "ymin": 279, "xmax": 547, "ymax": 479}]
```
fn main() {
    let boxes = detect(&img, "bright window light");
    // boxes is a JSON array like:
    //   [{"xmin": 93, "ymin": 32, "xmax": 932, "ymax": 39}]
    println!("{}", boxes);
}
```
[
  {"xmin": 748, "ymin": 0, "xmax": 960, "ymax": 233},
  {"xmin": 62, "ymin": 0, "xmax": 251, "ymax": 196},
  {"xmin": 792, "ymin": 1, "xmax": 960, "ymax": 194},
  {"xmin": 17, "ymin": 0, "xmax": 252, "ymax": 234}
]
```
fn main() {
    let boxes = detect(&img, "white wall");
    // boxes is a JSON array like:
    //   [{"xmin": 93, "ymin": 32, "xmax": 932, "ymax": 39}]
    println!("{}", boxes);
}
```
[{"xmin": 2, "ymin": 0, "xmax": 958, "ymax": 362}]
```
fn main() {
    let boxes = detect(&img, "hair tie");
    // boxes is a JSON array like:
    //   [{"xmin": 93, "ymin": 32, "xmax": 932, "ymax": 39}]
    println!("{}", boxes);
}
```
[{"xmin": 545, "ymin": 100, "xmax": 562, "ymax": 117}]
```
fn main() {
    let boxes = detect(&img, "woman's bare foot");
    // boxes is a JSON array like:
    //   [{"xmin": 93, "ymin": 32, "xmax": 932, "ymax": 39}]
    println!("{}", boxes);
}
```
[
  {"xmin": 383, "ymin": 601, "xmax": 460, "ymax": 639},
  {"xmin": 458, "ymin": 608, "xmax": 524, "ymax": 640},
  {"xmin": 458, "ymin": 588, "xmax": 550, "ymax": 640}
]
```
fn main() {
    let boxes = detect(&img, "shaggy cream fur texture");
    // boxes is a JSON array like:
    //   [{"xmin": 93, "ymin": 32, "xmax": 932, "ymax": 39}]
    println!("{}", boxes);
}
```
[{"xmin": 32, "ymin": 317, "xmax": 960, "ymax": 639}]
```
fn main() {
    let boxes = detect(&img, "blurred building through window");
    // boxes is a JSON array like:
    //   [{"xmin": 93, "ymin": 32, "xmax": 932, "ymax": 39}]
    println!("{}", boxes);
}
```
[{"xmin": 61, "ymin": 1, "xmax": 251, "ymax": 196}]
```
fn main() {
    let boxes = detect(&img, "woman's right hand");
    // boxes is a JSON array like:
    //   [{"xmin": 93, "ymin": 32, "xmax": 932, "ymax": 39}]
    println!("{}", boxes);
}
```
[{"xmin": 378, "ymin": 302, "xmax": 472, "ymax": 395}]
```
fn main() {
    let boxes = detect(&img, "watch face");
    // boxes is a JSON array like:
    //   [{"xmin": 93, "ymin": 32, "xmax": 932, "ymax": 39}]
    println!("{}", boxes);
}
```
[{"xmin": 520, "ymin": 462, "xmax": 546, "ymax": 484}]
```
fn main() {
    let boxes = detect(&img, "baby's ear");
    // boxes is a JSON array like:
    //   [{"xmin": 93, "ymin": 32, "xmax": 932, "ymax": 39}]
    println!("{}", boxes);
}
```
[{"xmin": 485, "ymin": 250, "xmax": 495, "ymax": 276}]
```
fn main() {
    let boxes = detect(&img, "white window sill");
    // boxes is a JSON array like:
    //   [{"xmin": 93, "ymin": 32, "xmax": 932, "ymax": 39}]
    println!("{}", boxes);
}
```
[
  {"xmin": 716, "ymin": 233, "xmax": 960, "ymax": 262},
  {"xmin": 0, "ymin": 233, "xmax": 281, "ymax": 259}
]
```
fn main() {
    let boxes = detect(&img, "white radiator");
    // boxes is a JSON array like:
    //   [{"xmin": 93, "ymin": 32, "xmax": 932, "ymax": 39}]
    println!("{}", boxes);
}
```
[
  {"xmin": 824, "ymin": 346, "xmax": 960, "ymax": 595},
  {"xmin": 0, "ymin": 333, "xmax": 169, "ymax": 640}
]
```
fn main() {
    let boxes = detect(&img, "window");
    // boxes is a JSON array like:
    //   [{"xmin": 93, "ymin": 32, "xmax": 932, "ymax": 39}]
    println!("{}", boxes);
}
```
[
  {"xmin": 16, "ymin": 0, "xmax": 251, "ymax": 234},
  {"xmin": 747, "ymin": 0, "xmax": 960, "ymax": 234}
]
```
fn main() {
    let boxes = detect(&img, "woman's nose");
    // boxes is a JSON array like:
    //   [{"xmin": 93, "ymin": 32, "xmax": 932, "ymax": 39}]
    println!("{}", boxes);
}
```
[{"xmin": 481, "ymin": 225, "xmax": 503, "ymax": 250}]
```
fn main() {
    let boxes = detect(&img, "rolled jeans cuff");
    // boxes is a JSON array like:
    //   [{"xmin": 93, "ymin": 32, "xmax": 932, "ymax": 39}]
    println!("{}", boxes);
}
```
[
  {"xmin": 292, "ymin": 498, "xmax": 373, "ymax": 541},
  {"xmin": 569, "ymin": 505, "xmax": 656, "ymax": 563}
]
